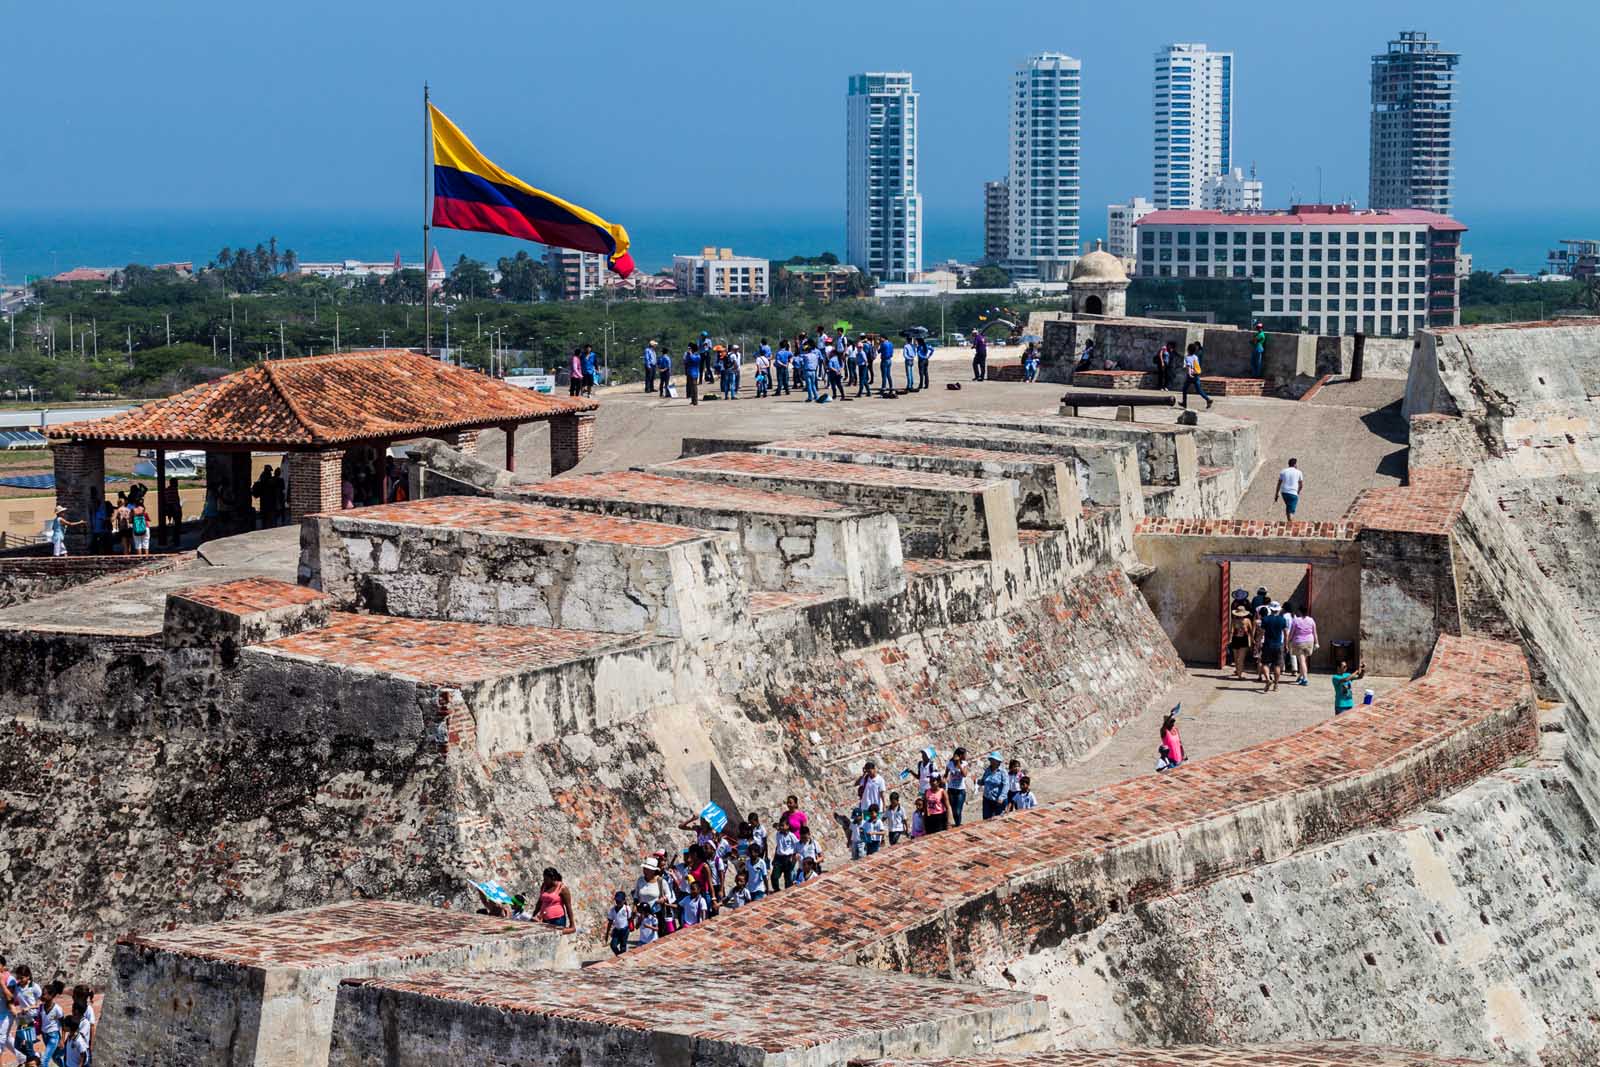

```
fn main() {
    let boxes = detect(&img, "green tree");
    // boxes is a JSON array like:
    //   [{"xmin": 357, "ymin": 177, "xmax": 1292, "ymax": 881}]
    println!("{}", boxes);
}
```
[
  {"xmin": 963, "ymin": 265, "xmax": 1012, "ymax": 289},
  {"xmin": 446, "ymin": 255, "xmax": 493, "ymax": 300},
  {"xmin": 497, "ymin": 251, "xmax": 551, "ymax": 302}
]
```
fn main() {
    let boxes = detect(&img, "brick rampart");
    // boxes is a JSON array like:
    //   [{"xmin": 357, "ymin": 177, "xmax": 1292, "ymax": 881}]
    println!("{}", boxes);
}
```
[
  {"xmin": 287, "ymin": 449, "xmax": 344, "ymax": 520},
  {"xmin": 549, "ymin": 411, "xmax": 596, "ymax": 475},
  {"xmin": 652, "ymin": 451, "xmax": 1021, "ymax": 563},
  {"xmin": 49, "ymin": 441, "xmax": 105, "ymax": 554},
  {"xmin": 619, "ymin": 636, "xmax": 1536, "ymax": 981},
  {"xmin": 299, "ymin": 497, "xmax": 748, "ymax": 642},
  {"xmin": 507, "ymin": 469, "xmax": 906, "ymax": 604},
  {"xmin": 757, "ymin": 433, "xmax": 1081, "ymax": 529}
]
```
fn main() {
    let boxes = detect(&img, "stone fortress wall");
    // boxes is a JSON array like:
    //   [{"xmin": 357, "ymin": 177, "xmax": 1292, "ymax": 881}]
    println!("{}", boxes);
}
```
[
  {"xmin": 0, "ymin": 407, "xmax": 1278, "ymax": 983},
  {"xmin": 10, "ymin": 327, "xmax": 1600, "ymax": 1067}
]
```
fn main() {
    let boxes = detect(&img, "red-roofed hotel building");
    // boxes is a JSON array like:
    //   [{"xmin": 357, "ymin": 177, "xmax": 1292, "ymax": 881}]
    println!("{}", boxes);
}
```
[{"xmin": 1133, "ymin": 203, "xmax": 1466, "ymax": 336}]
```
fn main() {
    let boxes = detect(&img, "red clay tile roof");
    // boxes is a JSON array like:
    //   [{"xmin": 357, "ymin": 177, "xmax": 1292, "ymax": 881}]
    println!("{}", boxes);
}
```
[{"xmin": 48, "ymin": 350, "xmax": 597, "ymax": 448}]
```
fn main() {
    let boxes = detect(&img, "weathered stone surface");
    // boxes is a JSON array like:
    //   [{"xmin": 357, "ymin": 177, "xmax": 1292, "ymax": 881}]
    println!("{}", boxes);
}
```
[
  {"xmin": 299, "ymin": 497, "xmax": 748, "ymax": 642},
  {"xmin": 330, "ymin": 961, "xmax": 1051, "ymax": 1067},
  {"xmin": 508, "ymin": 469, "xmax": 906, "ymax": 604},
  {"xmin": 100, "ymin": 901, "xmax": 561, "ymax": 1067}
]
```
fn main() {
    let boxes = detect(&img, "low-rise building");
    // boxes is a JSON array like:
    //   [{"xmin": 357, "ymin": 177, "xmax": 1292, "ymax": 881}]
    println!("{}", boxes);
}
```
[
  {"xmin": 1134, "ymin": 202, "xmax": 1466, "ymax": 335},
  {"xmin": 544, "ymin": 248, "xmax": 610, "ymax": 301},
  {"xmin": 781, "ymin": 264, "xmax": 862, "ymax": 302},
  {"xmin": 673, "ymin": 247, "xmax": 769, "ymax": 301}
]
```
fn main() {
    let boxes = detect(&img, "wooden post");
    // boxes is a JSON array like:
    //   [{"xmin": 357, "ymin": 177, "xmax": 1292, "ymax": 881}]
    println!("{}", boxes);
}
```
[
  {"xmin": 504, "ymin": 424, "xmax": 517, "ymax": 472},
  {"xmin": 155, "ymin": 447, "xmax": 168, "ymax": 547},
  {"xmin": 1350, "ymin": 332, "xmax": 1366, "ymax": 382}
]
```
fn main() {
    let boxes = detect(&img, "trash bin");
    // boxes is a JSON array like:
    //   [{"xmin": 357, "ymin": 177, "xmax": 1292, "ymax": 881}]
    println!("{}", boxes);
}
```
[{"xmin": 1330, "ymin": 638, "xmax": 1358, "ymax": 669}]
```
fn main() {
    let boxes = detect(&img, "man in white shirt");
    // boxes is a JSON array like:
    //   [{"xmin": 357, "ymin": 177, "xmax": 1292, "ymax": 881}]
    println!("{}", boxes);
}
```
[{"xmin": 1275, "ymin": 458, "xmax": 1305, "ymax": 519}]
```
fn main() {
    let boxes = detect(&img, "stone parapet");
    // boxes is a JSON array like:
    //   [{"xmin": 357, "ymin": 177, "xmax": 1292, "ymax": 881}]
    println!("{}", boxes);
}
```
[
  {"xmin": 651, "ymin": 451, "xmax": 1021, "ymax": 565},
  {"xmin": 925, "ymin": 411, "xmax": 1199, "ymax": 490},
  {"xmin": 100, "ymin": 901, "xmax": 561, "ymax": 1067},
  {"xmin": 329, "ymin": 961, "xmax": 1050, "ymax": 1067},
  {"xmin": 756, "ymin": 433, "xmax": 1082, "ymax": 529},
  {"xmin": 164, "ymin": 577, "xmax": 333, "ymax": 654},
  {"xmin": 508, "ymin": 469, "xmax": 905, "ymax": 603},
  {"xmin": 298, "ymin": 497, "xmax": 748, "ymax": 642}
]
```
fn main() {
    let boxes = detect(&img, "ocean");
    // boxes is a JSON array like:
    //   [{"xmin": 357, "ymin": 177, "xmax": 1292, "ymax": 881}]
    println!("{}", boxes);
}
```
[{"xmin": 0, "ymin": 207, "xmax": 1589, "ymax": 283}]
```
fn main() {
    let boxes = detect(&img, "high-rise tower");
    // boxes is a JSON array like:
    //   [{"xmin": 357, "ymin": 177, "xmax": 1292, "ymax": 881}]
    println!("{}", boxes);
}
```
[
  {"xmin": 1369, "ymin": 30, "xmax": 1459, "ymax": 213},
  {"xmin": 846, "ymin": 72, "xmax": 922, "ymax": 283},
  {"xmin": 1006, "ymin": 52, "xmax": 1082, "ymax": 281},
  {"xmin": 1153, "ymin": 43, "xmax": 1233, "ymax": 210}
]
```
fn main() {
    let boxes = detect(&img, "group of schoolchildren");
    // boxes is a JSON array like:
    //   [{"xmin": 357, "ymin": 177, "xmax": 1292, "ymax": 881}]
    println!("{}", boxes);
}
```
[
  {"xmin": 640, "ymin": 328, "xmax": 938, "ymax": 407},
  {"xmin": 0, "ymin": 961, "xmax": 95, "ymax": 1067},
  {"xmin": 603, "ymin": 748, "xmax": 1038, "ymax": 954}
]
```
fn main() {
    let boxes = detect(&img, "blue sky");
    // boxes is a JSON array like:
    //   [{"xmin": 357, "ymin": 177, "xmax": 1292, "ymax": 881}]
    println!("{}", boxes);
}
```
[{"xmin": 2, "ymin": 2, "xmax": 1590, "ymax": 230}]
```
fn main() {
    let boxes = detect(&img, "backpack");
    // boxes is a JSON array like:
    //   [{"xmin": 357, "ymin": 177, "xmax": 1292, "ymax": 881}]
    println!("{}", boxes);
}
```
[{"xmin": 132, "ymin": 509, "xmax": 148, "ymax": 535}]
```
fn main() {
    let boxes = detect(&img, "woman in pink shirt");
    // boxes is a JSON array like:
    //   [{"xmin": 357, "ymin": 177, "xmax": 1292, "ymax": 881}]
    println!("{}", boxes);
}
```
[
  {"xmin": 922, "ymin": 775, "xmax": 949, "ymax": 834},
  {"xmin": 1288, "ymin": 609, "xmax": 1318, "ymax": 686},
  {"xmin": 1157, "ymin": 712, "xmax": 1185, "ymax": 772}
]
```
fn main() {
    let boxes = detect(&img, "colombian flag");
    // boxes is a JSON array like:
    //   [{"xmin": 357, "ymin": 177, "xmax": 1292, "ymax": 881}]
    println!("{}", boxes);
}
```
[{"xmin": 429, "ymin": 103, "xmax": 634, "ymax": 277}]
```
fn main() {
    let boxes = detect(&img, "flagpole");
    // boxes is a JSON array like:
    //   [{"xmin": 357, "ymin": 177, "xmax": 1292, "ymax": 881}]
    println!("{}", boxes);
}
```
[{"xmin": 423, "ymin": 82, "xmax": 432, "ymax": 357}]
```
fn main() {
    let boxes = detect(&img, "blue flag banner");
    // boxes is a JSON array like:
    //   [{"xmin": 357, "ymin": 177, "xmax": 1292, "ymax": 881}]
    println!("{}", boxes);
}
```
[{"xmin": 699, "ymin": 802, "xmax": 728, "ymax": 833}]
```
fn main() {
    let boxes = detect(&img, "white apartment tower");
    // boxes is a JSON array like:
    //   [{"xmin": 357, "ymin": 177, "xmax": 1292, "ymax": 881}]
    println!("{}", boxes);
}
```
[
  {"xmin": 1006, "ymin": 52, "xmax": 1082, "ymax": 282},
  {"xmin": 1369, "ymin": 31, "xmax": 1459, "ymax": 214},
  {"xmin": 846, "ymin": 72, "xmax": 922, "ymax": 283},
  {"xmin": 1106, "ymin": 197, "xmax": 1155, "ymax": 260},
  {"xmin": 1153, "ymin": 43, "xmax": 1233, "ymax": 210}
]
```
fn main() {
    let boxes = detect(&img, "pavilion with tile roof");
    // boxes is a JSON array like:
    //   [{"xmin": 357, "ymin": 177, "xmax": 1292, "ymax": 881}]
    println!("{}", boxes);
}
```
[{"xmin": 47, "ymin": 350, "xmax": 598, "ymax": 551}]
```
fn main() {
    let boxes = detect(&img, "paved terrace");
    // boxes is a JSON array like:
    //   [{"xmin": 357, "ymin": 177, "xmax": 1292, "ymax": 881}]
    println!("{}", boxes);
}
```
[
  {"xmin": 617, "ymin": 636, "xmax": 1535, "ymax": 978},
  {"xmin": 251, "ymin": 613, "xmax": 645, "ymax": 688},
  {"xmin": 332, "ymin": 960, "xmax": 1049, "ymax": 1066}
]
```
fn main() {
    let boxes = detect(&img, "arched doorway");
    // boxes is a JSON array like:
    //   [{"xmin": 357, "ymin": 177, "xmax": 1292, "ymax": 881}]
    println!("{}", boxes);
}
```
[{"xmin": 1083, "ymin": 295, "xmax": 1104, "ymax": 315}]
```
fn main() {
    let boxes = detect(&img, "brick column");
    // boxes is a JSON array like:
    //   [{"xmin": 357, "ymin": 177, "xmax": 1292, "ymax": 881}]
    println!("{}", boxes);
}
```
[
  {"xmin": 51, "ymin": 441, "xmax": 104, "ymax": 554},
  {"xmin": 286, "ymin": 449, "xmax": 344, "ymax": 520},
  {"xmin": 549, "ymin": 412, "xmax": 596, "ymax": 475},
  {"xmin": 440, "ymin": 428, "xmax": 482, "ymax": 455}
]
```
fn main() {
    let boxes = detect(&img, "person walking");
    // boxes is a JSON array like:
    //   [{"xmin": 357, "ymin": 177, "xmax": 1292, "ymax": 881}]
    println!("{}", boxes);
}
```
[
  {"xmin": 569, "ymin": 348, "xmax": 585, "ymax": 397},
  {"xmin": 1259, "ymin": 602, "xmax": 1289, "ymax": 692},
  {"xmin": 1155, "ymin": 341, "xmax": 1176, "ymax": 390},
  {"xmin": 1181, "ymin": 342, "xmax": 1214, "ymax": 409},
  {"xmin": 754, "ymin": 346, "xmax": 771, "ymax": 398},
  {"xmin": 656, "ymin": 347, "xmax": 672, "ymax": 397},
  {"xmin": 1251, "ymin": 322, "xmax": 1267, "ymax": 378},
  {"xmin": 581, "ymin": 345, "xmax": 598, "ymax": 397},
  {"xmin": 827, "ymin": 348, "xmax": 846, "ymax": 400},
  {"xmin": 1022, "ymin": 343, "xmax": 1041, "ymax": 383},
  {"xmin": 979, "ymin": 753, "xmax": 1009, "ymax": 819},
  {"xmin": 922, "ymin": 774, "xmax": 949, "ymax": 834},
  {"xmin": 1227, "ymin": 603, "xmax": 1254, "ymax": 679},
  {"xmin": 1275, "ymin": 458, "xmax": 1304, "ymax": 520},
  {"xmin": 683, "ymin": 343, "xmax": 702, "ymax": 406},
  {"xmin": 801, "ymin": 342, "xmax": 821, "ymax": 402},
  {"xmin": 728, "ymin": 344, "xmax": 743, "ymax": 399},
  {"xmin": 536, "ymin": 868, "xmax": 573, "ymax": 928},
  {"xmin": 643, "ymin": 341, "xmax": 658, "ymax": 394},
  {"xmin": 1287, "ymin": 606, "xmax": 1318, "ymax": 685},
  {"xmin": 944, "ymin": 748, "xmax": 969, "ymax": 826},
  {"xmin": 971, "ymin": 330, "xmax": 988, "ymax": 381},
  {"xmin": 606, "ymin": 892, "xmax": 633, "ymax": 955},
  {"xmin": 46, "ymin": 506, "xmax": 85, "ymax": 558}
]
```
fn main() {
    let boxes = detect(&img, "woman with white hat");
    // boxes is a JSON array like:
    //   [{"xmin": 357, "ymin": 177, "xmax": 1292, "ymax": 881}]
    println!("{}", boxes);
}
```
[
  {"xmin": 47, "ymin": 506, "xmax": 85, "ymax": 557},
  {"xmin": 633, "ymin": 856, "xmax": 676, "ymax": 934}
]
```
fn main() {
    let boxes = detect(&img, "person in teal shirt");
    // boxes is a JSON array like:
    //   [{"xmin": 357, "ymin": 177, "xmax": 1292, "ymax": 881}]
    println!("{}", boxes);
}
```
[{"xmin": 1331, "ymin": 657, "xmax": 1368, "ymax": 714}]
